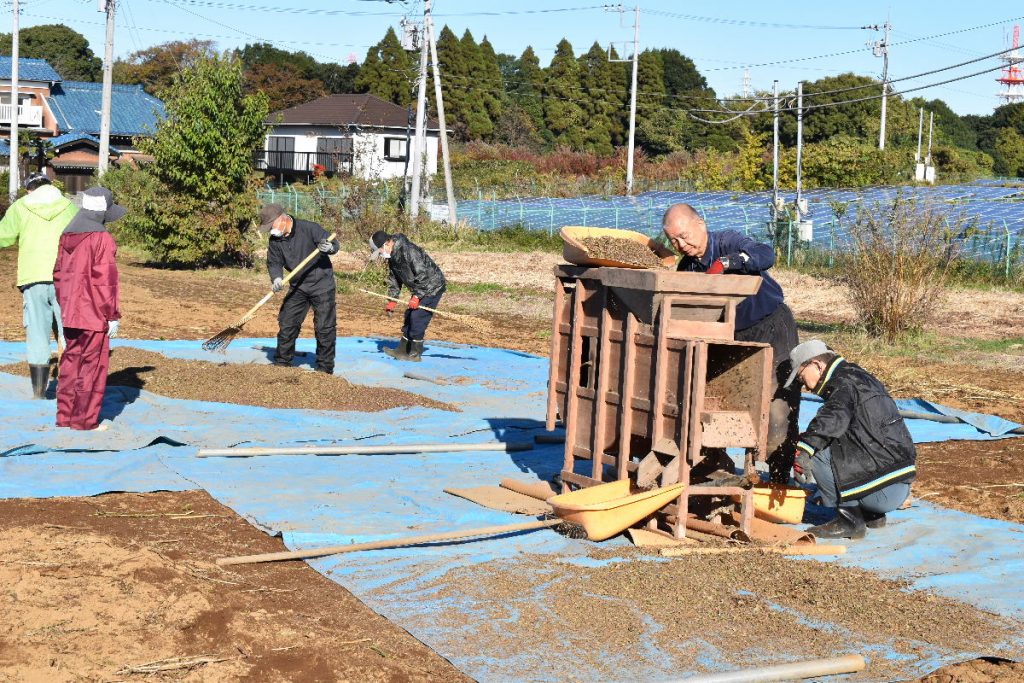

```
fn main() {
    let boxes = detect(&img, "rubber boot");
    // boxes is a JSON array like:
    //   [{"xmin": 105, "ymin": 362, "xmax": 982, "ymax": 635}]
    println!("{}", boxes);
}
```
[
  {"xmin": 864, "ymin": 511, "xmax": 887, "ymax": 529},
  {"xmin": 407, "ymin": 339, "xmax": 424, "ymax": 363},
  {"xmin": 384, "ymin": 337, "xmax": 411, "ymax": 360},
  {"xmin": 807, "ymin": 506, "xmax": 866, "ymax": 540},
  {"xmin": 29, "ymin": 364, "xmax": 49, "ymax": 399}
]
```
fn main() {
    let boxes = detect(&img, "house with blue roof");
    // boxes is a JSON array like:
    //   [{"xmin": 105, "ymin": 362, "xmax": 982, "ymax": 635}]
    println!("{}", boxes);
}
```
[{"xmin": 1, "ymin": 56, "xmax": 164, "ymax": 192}]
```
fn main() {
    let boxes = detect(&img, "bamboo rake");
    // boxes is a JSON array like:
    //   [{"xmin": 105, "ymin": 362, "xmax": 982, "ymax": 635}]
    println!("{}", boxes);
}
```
[
  {"xmin": 217, "ymin": 518, "xmax": 560, "ymax": 566},
  {"xmin": 203, "ymin": 233, "xmax": 337, "ymax": 352},
  {"xmin": 358, "ymin": 288, "xmax": 492, "ymax": 333},
  {"xmin": 196, "ymin": 440, "xmax": 534, "ymax": 458}
]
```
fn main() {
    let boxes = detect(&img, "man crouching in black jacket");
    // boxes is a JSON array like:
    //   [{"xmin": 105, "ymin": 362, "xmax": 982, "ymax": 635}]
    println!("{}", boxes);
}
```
[
  {"xmin": 369, "ymin": 230, "xmax": 446, "ymax": 362},
  {"xmin": 260, "ymin": 203, "xmax": 340, "ymax": 374},
  {"xmin": 785, "ymin": 339, "xmax": 916, "ymax": 540}
]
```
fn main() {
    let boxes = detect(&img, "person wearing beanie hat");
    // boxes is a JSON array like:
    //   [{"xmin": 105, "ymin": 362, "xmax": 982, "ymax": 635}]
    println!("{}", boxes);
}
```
[
  {"xmin": 369, "ymin": 230, "xmax": 445, "ymax": 362},
  {"xmin": 0, "ymin": 171, "xmax": 77, "ymax": 398},
  {"xmin": 785, "ymin": 339, "xmax": 916, "ymax": 539},
  {"xmin": 52, "ymin": 187, "xmax": 126, "ymax": 431}
]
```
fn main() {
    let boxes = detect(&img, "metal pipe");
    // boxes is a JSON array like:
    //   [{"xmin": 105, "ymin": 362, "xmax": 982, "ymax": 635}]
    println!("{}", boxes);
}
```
[
  {"xmin": 664, "ymin": 654, "xmax": 866, "ymax": 683},
  {"xmin": 197, "ymin": 441, "xmax": 534, "ymax": 458}
]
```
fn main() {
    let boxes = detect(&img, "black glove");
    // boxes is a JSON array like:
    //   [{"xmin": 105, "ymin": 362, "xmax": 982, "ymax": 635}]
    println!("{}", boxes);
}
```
[
  {"xmin": 317, "ymin": 238, "xmax": 335, "ymax": 254},
  {"xmin": 793, "ymin": 449, "xmax": 814, "ymax": 486}
]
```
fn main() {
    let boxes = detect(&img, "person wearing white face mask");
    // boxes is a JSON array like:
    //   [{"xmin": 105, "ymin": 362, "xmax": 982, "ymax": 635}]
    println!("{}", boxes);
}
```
[
  {"xmin": 369, "ymin": 230, "xmax": 446, "ymax": 362},
  {"xmin": 258, "ymin": 203, "xmax": 339, "ymax": 374}
]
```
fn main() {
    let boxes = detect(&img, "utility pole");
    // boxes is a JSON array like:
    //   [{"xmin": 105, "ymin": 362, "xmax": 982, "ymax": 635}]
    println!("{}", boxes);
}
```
[
  {"xmin": 915, "ymin": 107, "xmax": 923, "ymax": 163},
  {"xmin": 425, "ymin": 15, "xmax": 456, "ymax": 223},
  {"xmin": 407, "ymin": 0, "xmax": 430, "ymax": 217},
  {"xmin": 8, "ymin": 0, "xmax": 19, "ymax": 201},
  {"xmin": 606, "ymin": 4, "xmax": 639, "ymax": 195},
  {"xmin": 795, "ymin": 82, "xmax": 804, "ymax": 222},
  {"xmin": 98, "ymin": 0, "xmax": 116, "ymax": 175},
  {"xmin": 864, "ymin": 20, "xmax": 890, "ymax": 150},
  {"xmin": 771, "ymin": 80, "xmax": 779, "ymax": 220}
]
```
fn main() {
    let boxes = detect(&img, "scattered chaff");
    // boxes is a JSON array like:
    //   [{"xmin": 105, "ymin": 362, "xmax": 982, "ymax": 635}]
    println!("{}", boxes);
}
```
[
  {"xmin": 338, "ymin": 638, "xmax": 372, "ymax": 646},
  {"xmin": 115, "ymin": 654, "xmax": 235, "ymax": 675},
  {"xmin": 92, "ymin": 509, "xmax": 221, "ymax": 520}
]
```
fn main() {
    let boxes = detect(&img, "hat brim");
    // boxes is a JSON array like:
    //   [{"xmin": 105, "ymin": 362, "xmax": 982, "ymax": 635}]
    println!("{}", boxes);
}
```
[
  {"xmin": 258, "ymin": 221, "xmax": 275, "ymax": 234},
  {"xmin": 105, "ymin": 203, "xmax": 127, "ymax": 224},
  {"xmin": 784, "ymin": 364, "xmax": 802, "ymax": 389}
]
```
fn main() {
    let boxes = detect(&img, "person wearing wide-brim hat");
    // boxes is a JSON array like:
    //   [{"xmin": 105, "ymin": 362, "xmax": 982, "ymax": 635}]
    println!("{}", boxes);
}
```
[{"xmin": 52, "ymin": 187, "xmax": 126, "ymax": 431}]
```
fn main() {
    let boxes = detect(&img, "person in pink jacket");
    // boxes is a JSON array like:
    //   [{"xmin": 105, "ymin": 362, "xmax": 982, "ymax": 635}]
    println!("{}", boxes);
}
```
[{"xmin": 52, "ymin": 187, "xmax": 124, "ymax": 431}]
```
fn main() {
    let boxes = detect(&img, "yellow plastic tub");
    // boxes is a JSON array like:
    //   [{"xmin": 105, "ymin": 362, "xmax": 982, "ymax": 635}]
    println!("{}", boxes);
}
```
[
  {"xmin": 559, "ymin": 226, "xmax": 677, "ymax": 269},
  {"xmin": 739, "ymin": 484, "xmax": 808, "ymax": 524},
  {"xmin": 548, "ymin": 479, "xmax": 685, "ymax": 541}
]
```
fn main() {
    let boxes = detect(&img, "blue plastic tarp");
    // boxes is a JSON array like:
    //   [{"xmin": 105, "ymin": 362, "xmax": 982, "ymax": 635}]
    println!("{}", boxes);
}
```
[{"xmin": 2, "ymin": 337, "xmax": 1023, "ymax": 682}]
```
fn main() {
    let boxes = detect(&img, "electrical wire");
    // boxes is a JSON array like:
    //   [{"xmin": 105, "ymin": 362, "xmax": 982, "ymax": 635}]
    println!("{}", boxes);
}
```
[
  {"xmin": 143, "ymin": 0, "xmax": 607, "ymax": 18},
  {"xmin": 641, "ymin": 9, "xmax": 862, "ymax": 31}
]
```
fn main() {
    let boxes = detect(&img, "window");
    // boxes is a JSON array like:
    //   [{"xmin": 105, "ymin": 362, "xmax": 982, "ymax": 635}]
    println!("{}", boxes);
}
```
[
  {"xmin": 384, "ymin": 137, "xmax": 408, "ymax": 161},
  {"xmin": 266, "ymin": 136, "xmax": 295, "ymax": 170},
  {"xmin": 316, "ymin": 137, "xmax": 352, "ymax": 172}
]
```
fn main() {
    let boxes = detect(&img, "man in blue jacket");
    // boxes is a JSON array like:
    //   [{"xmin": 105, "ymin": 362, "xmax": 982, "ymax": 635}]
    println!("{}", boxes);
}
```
[{"xmin": 663, "ymin": 203, "xmax": 799, "ymax": 482}]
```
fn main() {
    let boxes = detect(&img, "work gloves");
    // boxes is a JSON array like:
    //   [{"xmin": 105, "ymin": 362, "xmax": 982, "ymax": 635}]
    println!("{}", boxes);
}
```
[
  {"xmin": 107, "ymin": 320, "xmax": 120, "ymax": 339},
  {"xmin": 271, "ymin": 277, "xmax": 284, "ymax": 293},
  {"xmin": 317, "ymin": 237, "xmax": 336, "ymax": 254},
  {"xmin": 408, "ymin": 295, "xmax": 421, "ymax": 310},
  {"xmin": 385, "ymin": 300, "xmax": 397, "ymax": 316},
  {"xmin": 792, "ymin": 449, "xmax": 814, "ymax": 485}
]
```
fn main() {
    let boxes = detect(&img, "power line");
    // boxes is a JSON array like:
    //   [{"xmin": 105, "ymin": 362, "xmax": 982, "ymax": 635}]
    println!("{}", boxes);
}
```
[
  {"xmin": 141, "ymin": 0, "xmax": 607, "ymax": 17},
  {"xmin": 641, "ymin": 9, "xmax": 862, "ymax": 31}
]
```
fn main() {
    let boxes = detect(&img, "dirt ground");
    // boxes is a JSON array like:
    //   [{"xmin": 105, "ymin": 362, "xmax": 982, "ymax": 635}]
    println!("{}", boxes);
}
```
[
  {"xmin": 396, "ymin": 551, "xmax": 1024, "ymax": 682},
  {"xmin": 0, "ymin": 347, "xmax": 450, "ymax": 413},
  {"xmin": 3, "ymin": 249, "xmax": 1024, "ymax": 681},
  {"xmin": 0, "ymin": 490, "xmax": 468, "ymax": 682}
]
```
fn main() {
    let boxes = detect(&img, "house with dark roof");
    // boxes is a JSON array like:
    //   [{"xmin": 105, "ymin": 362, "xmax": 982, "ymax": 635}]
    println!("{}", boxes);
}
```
[
  {"xmin": 259, "ymin": 93, "xmax": 439, "ymax": 183},
  {"xmin": 0, "ymin": 57, "xmax": 164, "ymax": 192}
]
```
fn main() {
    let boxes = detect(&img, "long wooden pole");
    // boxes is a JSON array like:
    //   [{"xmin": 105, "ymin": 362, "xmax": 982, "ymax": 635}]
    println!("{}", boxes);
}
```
[
  {"xmin": 661, "ymin": 544, "xmax": 846, "ymax": 558},
  {"xmin": 197, "ymin": 441, "xmax": 534, "ymax": 458},
  {"xmin": 217, "ymin": 518, "xmax": 559, "ymax": 566}
]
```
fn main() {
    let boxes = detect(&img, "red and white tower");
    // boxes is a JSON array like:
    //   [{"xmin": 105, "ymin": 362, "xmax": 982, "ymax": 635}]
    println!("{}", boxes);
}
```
[{"xmin": 997, "ymin": 25, "xmax": 1024, "ymax": 104}]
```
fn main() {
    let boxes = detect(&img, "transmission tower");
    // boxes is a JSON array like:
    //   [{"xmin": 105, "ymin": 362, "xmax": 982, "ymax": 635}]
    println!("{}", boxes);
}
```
[{"xmin": 997, "ymin": 25, "xmax": 1024, "ymax": 105}]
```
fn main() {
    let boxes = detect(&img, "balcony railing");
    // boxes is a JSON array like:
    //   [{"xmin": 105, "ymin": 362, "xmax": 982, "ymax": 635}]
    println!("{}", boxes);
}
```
[
  {"xmin": 0, "ymin": 104, "xmax": 43, "ymax": 127},
  {"xmin": 253, "ymin": 149, "xmax": 354, "ymax": 175}
]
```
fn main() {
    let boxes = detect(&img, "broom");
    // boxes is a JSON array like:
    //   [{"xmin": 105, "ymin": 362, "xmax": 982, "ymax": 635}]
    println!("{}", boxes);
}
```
[
  {"xmin": 203, "ymin": 234, "xmax": 336, "ymax": 352},
  {"xmin": 358, "ymin": 288, "xmax": 493, "ymax": 334}
]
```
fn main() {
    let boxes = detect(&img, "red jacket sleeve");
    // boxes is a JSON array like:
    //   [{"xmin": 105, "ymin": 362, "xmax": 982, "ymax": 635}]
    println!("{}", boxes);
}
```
[{"xmin": 93, "ymin": 232, "xmax": 120, "ymax": 322}]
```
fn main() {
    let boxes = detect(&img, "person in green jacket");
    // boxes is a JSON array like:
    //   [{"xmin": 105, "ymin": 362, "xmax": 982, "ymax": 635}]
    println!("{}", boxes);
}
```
[{"xmin": 0, "ymin": 173, "xmax": 78, "ymax": 398}]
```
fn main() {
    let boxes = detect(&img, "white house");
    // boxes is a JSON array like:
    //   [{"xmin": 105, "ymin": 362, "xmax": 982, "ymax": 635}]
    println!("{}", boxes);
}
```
[{"xmin": 258, "ymin": 93, "xmax": 439, "ymax": 183}]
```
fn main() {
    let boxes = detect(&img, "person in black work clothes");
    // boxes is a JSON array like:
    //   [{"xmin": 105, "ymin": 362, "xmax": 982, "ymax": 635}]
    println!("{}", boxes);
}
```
[
  {"xmin": 785, "ymin": 339, "xmax": 916, "ymax": 539},
  {"xmin": 259, "ymin": 203, "xmax": 340, "ymax": 374},
  {"xmin": 662, "ymin": 203, "xmax": 800, "ymax": 482},
  {"xmin": 369, "ymin": 230, "xmax": 446, "ymax": 362}
]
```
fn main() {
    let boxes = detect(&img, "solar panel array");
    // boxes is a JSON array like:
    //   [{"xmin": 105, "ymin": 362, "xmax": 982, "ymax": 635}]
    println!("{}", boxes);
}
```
[{"xmin": 455, "ymin": 182, "xmax": 1024, "ymax": 271}]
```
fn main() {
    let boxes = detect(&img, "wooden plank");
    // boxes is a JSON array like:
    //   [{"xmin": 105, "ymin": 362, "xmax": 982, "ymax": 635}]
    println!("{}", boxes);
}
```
[
  {"xmin": 617, "ymin": 312, "xmax": 635, "ymax": 481},
  {"xmin": 560, "ymin": 470, "xmax": 603, "ymax": 489},
  {"xmin": 592, "ymin": 289, "xmax": 613, "ymax": 481},
  {"xmin": 598, "ymin": 267, "xmax": 762, "ymax": 297},
  {"xmin": 562, "ymin": 280, "xmax": 586, "ymax": 492},
  {"xmin": 546, "ymin": 277, "xmax": 567, "ymax": 431},
  {"xmin": 651, "ymin": 296, "xmax": 671, "ymax": 446}
]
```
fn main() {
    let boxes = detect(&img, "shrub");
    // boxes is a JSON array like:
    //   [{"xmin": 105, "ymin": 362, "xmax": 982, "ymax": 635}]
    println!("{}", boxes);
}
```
[{"xmin": 842, "ymin": 196, "xmax": 970, "ymax": 343}]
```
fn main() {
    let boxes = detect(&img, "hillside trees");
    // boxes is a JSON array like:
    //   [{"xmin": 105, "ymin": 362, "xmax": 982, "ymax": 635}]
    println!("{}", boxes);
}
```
[
  {"xmin": 114, "ymin": 40, "xmax": 217, "ymax": 96},
  {"xmin": 0, "ymin": 25, "xmax": 101, "ymax": 81},
  {"xmin": 355, "ymin": 27, "xmax": 416, "ymax": 106}
]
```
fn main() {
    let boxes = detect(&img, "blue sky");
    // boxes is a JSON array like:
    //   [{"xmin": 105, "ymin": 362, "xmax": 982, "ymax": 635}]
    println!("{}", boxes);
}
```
[{"xmin": 21, "ymin": 0, "xmax": 1024, "ymax": 115}]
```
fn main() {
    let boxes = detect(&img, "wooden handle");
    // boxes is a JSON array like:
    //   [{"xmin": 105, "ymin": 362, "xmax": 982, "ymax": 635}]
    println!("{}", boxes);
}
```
[
  {"xmin": 197, "ymin": 441, "xmax": 534, "ymax": 458},
  {"xmin": 499, "ymin": 478, "xmax": 556, "ymax": 501},
  {"xmin": 359, "ymin": 288, "xmax": 444, "ymax": 316},
  {"xmin": 217, "ymin": 518, "xmax": 560, "ymax": 566},
  {"xmin": 280, "ymin": 232, "xmax": 338, "ymax": 286},
  {"xmin": 660, "ymin": 544, "xmax": 846, "ymax": 557}
]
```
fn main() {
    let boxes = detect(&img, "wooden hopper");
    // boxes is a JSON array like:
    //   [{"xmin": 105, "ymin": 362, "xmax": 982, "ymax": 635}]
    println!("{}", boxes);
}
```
[{"xmin": 559, "ymin": 226, "xmax": 677, "ymax": 270}]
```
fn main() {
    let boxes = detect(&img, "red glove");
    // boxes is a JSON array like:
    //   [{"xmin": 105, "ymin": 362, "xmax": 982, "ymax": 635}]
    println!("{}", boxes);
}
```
[
  {"xmin": 385, "ymin": 300, "xmax": 397, "ymax": 315},
  {"xmin": 408, "ymin": 295, "xmax": 421, "ymax": 310},
  {"xmin": 706, "ymin": 258, "xmax": 726, "ymax": 275}
]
